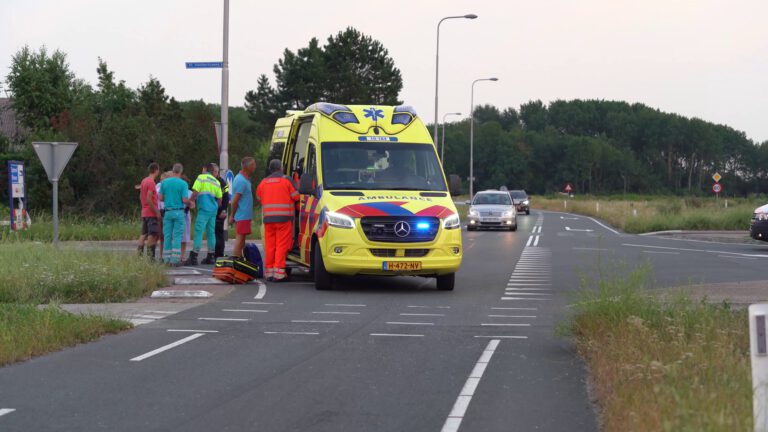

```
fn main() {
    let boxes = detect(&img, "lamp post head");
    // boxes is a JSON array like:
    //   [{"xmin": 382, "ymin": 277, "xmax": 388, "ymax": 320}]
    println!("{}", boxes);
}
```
[
  {"xmin": 489, "ymin": 77, "xmax": 499, "ymax": 81},
  {"xmin": 464, "ymin": 14, "xmax": 478, "ymax": 19}
]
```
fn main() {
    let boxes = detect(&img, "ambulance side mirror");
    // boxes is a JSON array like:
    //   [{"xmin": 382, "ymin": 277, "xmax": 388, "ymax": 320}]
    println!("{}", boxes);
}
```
[
  {"xmin": 298, "ymin": 172, "xmax": 316, "ymax": 196},
  {"xmin": 448, "ymin": 174, "xmax": 462, "ymax": 197}
]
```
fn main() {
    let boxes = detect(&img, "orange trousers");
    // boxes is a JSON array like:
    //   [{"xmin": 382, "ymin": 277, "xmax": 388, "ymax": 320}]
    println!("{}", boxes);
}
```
[{"xmin": 264, "ymin": 221, "xmax": 293, "ymax": 271}]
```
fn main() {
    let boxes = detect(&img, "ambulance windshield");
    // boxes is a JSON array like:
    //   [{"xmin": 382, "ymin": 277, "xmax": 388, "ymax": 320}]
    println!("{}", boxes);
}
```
[{"xmin": 321, "ymin": 142, "xmax": 448, "ymax": 192}]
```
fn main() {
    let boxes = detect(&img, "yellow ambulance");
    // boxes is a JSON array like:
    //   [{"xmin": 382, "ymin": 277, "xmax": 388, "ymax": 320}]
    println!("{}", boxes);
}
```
[{"xmin": 269, "ymin": 103, "xmax": 463, "ymax": 290}]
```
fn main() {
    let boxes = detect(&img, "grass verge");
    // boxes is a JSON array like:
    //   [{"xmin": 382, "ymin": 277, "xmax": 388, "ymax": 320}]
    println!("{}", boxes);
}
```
[
  {"xmin": 565, "ymin": 265, "xmax": 751, "ymax": 431},
  {"xmin": 534, "ymin": 195, "xmax": 755, "ymax": 233},
  {"xmin": 0, "ymin": 243, "xmax": 167, "ymax": 303},
  {"xmin": 0, "ymin": 304, "xmax": 131, "ymax": 367}
]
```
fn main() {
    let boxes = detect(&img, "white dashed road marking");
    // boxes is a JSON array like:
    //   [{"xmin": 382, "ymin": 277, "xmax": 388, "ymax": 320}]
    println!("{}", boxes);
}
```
[
  {"xmin": 441, "ymin": 339, "xmax": 500, "ymax": 432},
  {"xmin": 0, "ymin": 409, "xmax": 16, "ymax": 418},
  {"xmin": 487, "ymin": 315, "xmax": 536, "ymax": 318},
  {"xmin": 265, "ymin": 331, "xmax": 319, "ymax": 335},
  {"xmin": 370, "ymin": 333, "xmax": 424, "ymax": 337},
  {"xmin": 481, "ymin": 323, "xmax": 531, "ymax": 327},
  {"xmin": 312, "ymin": 311, "xmax": 360, "ymax": 315},
  {"xmin": 167, "ymin": 329, "xmax": 219, "ymax": 333},
  {"xmin": 243, "ymin": 301, "xmax": 283, "ymax": 305},
  {"xmin": 130, "ymin": 333, "xmax": 205, "ymax": 362},
  {"xmin": 492, "ymin": 307, "xmax": 537, "ymax": 311},
  {"xmin": 291, "ymin": 320, "xmax": 339, "ymax": 324},
  {"xmin": 198, "ymin": 317, "xmax": 250, "ymax": 322},
  {"xmin": 386, "ymin": 322, "xmax": 434, "ymax": 326},
  {"xmin": 222, "ymin": 309, "xmax": 268, "ymax": 313},
  {"xmin": 400, "ymin": 313, "xmax": 445, "ymax": 317},
  {"xmin": 254, "ymin": 281, "xmax": 267, "ymax": 299},
  {"xmin": 324, "ymin": 304, "xmax": 366, "ymax": 307}
]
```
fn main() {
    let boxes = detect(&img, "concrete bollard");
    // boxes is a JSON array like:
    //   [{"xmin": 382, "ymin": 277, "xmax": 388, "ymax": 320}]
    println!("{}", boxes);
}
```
[
  {"xmin": 750, "ymin": 303, "xmax": 768, "ymax": 432},
  {"xmin": 564, "ymin": 200, "xmax": 567, "ymax": 210},
  {"xmin": 633, "ymin": 208, "xmax": 637, "ymax": 217},
  {"xmin": 596, "ymin": 202, "xmax": 600, "ymax": 213},
  {"xmin": 726, "ymin": 199, "xmax": 729, "ymax": 209}
]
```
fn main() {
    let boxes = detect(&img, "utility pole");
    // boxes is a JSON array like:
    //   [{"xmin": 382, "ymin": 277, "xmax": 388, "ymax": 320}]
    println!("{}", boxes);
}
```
[{"xmin": 220, "ymin": 0, "xmax": 229, "ymax": 173}]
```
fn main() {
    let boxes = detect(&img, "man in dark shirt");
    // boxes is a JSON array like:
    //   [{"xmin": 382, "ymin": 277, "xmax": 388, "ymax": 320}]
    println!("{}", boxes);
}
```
[{"xmin": 211, "ymin": 163, "xmax": 231, "ymax": 259}]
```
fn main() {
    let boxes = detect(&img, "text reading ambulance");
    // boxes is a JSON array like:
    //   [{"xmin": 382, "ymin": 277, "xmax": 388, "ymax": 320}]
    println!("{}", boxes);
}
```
[{"xmin": 270, "ymin": 103, "xmax": 463, "ymax": 291}]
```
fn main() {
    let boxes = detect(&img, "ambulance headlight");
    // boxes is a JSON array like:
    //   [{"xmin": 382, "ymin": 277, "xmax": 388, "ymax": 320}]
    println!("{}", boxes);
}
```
[
  {"xmin": 326, "ymin": 211, "xmax": 355, "ymax": 229},
  {"xmin": 442, "ymin": 214, "xmax": 461, "ymax": 230}
]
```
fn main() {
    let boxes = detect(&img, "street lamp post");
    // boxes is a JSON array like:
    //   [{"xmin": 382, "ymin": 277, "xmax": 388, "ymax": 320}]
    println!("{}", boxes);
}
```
[
  {"xmin": 220, "ymin": 0, "xmax": 229, "ymax": 173},
  {"xmin": 469, "ymin": 77, "xmax": 499, "ymax": 199},
  {"xmin": 441, "ymin": 112, "xmax": 462, "ymax": 163},
  {"xmin": 433, "ymin": 14, "xmax": 477, "ymax": 144}
]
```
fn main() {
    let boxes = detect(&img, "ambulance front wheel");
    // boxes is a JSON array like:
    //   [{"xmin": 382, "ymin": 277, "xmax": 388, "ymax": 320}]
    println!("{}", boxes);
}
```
[
  {"xmin": 436, "ymin": 273, "xmax": 455, "ymax": 291},
  {"xmin": 313, "ymin": 246, "xmax": 334, "ymax": 291}
]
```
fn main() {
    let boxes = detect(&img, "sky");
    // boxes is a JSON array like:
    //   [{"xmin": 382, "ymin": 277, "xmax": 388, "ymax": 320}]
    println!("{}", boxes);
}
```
[{"xmin": 1, "ymin": 0, "xmax": 766, "ymax": 142}]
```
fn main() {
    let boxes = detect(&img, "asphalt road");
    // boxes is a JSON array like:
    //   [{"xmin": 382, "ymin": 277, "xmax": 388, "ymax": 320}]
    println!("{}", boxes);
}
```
[{"xmin": 2, "ymin": 210, "xmax": 767, "ymax": 431}]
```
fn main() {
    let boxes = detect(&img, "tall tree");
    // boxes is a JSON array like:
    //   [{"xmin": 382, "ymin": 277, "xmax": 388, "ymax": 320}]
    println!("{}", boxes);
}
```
[{"xmin": 6, "ymin": 46, "xmax": 74, "ymax": 130}]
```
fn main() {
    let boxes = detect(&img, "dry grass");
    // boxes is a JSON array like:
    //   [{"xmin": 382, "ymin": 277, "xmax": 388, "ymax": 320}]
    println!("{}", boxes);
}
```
[
  {"xmin": 533, "ymin": 195, "xmax": 755, "ymax": 233},
  {"xmin": 566, "ymin": 265, "xmax": 752, "ymax": 431}
]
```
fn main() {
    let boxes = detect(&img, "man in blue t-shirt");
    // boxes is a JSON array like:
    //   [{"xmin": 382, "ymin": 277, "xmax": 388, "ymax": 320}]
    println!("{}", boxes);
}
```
[
  {"xmin": 159, "ymin": 163, "xmax": 192, "ymax": 265},
  {"xmin": 229, "ymin": 157, "xmax": 256, "ymax": 257}
]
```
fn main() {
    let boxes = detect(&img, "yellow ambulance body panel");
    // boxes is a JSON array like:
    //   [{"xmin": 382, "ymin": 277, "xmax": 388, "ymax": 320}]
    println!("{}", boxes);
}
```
[{"xmin": 273, "ymin": 103, "xmax": 462, "ymax": 290}]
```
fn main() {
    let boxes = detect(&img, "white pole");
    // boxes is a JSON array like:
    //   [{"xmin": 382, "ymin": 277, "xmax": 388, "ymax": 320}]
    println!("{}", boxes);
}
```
[
  {"xmin": 469, "ymin": 78, "xmax": 497, "ymax": 200},
  {"xmin": 52, "ymin": 179, "xmax": 59, "ymax": 248},
  {"xmin": 750, "ymin": 304, "xmax": 768, "ymax": 432},
  {"xmin": 220, "ymin": 0, "xmax": 229, "ymax": 173}
]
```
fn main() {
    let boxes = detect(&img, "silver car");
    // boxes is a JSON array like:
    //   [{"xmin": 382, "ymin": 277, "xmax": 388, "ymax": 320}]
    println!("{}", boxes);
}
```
[{"xmin": 467, "ymin": 190, "xmax": 517, "ymax": 231}]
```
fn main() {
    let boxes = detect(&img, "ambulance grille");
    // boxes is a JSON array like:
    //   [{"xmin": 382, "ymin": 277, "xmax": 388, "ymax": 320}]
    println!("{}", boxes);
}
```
[
  {"xmin": 360, "ymin": 217, "xmax": 440, "ymax": 243},
  {"xmin": 369, "ymin": 249, "xmax": 430, "ymax": 258}
]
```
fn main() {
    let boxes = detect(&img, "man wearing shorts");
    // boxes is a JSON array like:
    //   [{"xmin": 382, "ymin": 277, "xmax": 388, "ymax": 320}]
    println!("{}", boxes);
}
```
[
  {"xmin": 138, "ymin": 162, "xmax": 161, "ymax": 260},
  {"xmin": 229, "ymin": 157, "xmax": 256, "ymax": 258}
]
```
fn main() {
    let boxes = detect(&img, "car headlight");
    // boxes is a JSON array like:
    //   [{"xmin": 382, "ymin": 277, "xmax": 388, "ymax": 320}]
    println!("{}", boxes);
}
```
[
  {"xmin": 502, "ymin": 210, "xmax": 515, "ymax": 218},
  {"xmin": 442, "ymin": 213, "xmax": 461, "ymax": 230},
  {"xmin": 522, "ymin": 200, "xmax": 529, "ymax": 206},
  {"xmin": 326, "ymin": 211, "xmax": 355, "ymax": 229},
  {"xmin": 468, "ymin": 209, "xmax": 479, "ymax": 217}
]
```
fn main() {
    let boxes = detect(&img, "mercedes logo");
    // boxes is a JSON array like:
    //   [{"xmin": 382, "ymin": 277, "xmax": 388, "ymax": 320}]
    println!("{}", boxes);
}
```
[{"xmin": 394, "ymin": 221, "xmax": 411, "ymax": 238}]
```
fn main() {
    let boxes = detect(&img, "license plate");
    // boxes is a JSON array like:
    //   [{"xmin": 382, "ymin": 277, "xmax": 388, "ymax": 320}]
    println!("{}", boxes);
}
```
[
  {"xmin": 482, "ymin": 217, "xmax": 500, "ymax": 222},
  {"xmin": 383, "ymin": 261, "xmax": 422, "ymax": 271}
]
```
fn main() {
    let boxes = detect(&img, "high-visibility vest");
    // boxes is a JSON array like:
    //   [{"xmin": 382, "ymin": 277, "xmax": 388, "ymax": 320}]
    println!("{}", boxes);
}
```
[{"xmin": 257, "ymin": 172, "xmax": 299, "ymax": 223}]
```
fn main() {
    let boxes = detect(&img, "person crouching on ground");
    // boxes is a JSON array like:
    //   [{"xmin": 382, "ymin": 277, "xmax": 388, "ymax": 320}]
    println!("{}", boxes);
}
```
[
  {"xmin": 229, "ymin": 157, "xmax": 256, "ymax": 258},
  {"xmin": 256, "ymin": 159, "xmax": 299, "ymax": 282},
  {"xmin": 159, "ymin": 163, "xmax": 192, "ymax": 265},
  {"xmin": 137, "ymin": 162, "xmax": 161, "ymax": 260},
  {"xmin": 186, "ymin": 162, "xmax": 223, "ymax": 265}
]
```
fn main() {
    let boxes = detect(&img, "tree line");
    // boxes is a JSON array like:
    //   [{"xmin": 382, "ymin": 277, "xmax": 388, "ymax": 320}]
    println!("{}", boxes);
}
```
[{"xmin": 440, "ymin": 100, "xmax": 768, "ymax": 196}]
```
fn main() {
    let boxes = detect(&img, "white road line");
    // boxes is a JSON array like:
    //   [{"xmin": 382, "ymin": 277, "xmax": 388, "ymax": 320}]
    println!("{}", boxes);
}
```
[
  {"xmin": 400, "ymin": 313, "xmax": 445, "ymax": 317},
  {"xmin": 506, "ymin": 289, "xmax": 552, "ymax": 292},
  {"xmin": 491, "ymin": 307, "xmax": 537, "ymax": 311},
  {"xmin": 222, "ymin": 309, "xmax": 268, "ymax": 313},
  {"xmin": 622, "ymin": 243, "xmax": 768, "ymax": 258},
  {"xmin": 718, "ymin": 255, "xmax": 757, "ymax": 260},
  {"xmin": 642, "ymin": 250, "xmax": 679, "ymax": 255},
  {"xmin": 145, "ymin": 310, "xmax": 177, "ymax": 314},
  {"xmin": 312, "ymin": 311, "xmax": 361, "ymax": 315},
  {"xmin": 130, "ymin": 333, "xmax": 205, "ymax": 362},
  {"xmin": 487, "ymin": 315, "xmax": 536, "ymax": 318},
  {"xmin": 473, "ymin": 335, "xmax": 527, "ymax": 339},
  {"xmin": 503, "ymin": 292, "xmax": 552, "ymax": 296},
  {"xmin": 264, "ymin": 331, "xmax": 319, "ymax": 335},
  {"xmin": 167, "ymin": 329, "xmax": 219, "ymax": 333},
  {"xmin": 129, "ymin": 319, "xmax": 153, "ymax": 325},
  {"xmin": 243, "ymin": 301, "xmax": 283, "ymax": 305},
  {"xmin": 506, "ymin": 283, "xmax": 550, "ymax": 286},
  {"xmin": 386, "ymin": 322, "xmax": 435, "ymax": 326},
  {"xmin": 533, "ymin": 236, "xmax": 540, "ymax": 247},
  {"xmin": 407, "ymin": 305, "xmax": 451, "ymax": 309},
  {"xmin": 291, "ymin": 320, "xmax": 339, "ymax": 323},
  {"xmin": 441, "ymin": 339, "xmax": 500, "ymax": 432},
  {"xmin": 254, "ymin": 281, "xmax": 267, "ymax": 299},
  {"xmin": 370, "ymin": 333, "xmax": 424, "ymax": 337},
  {"xmin": 589, "ymin": 216, "xmax": 620, "ymax": 234},
  {"xmin": 508, "ymin": 278, "xmax": 550, "ymax": 281},
  {"xmin": 572, "ymin": 247, "xmax": 609, "ymax": 251},
  {"xmin": 0, "ymin": 409, "xmax": 16, "ymax": 417},
  {"xmin": 324, "ymin": 303, "xmax": 366, "ymax": 307},
  {"xmin": 198, "ymin": 317, "xmax": 250, "ymax": 321},
  {"xmin": 131, "ymin": 314, "xmax": 165, "ymax": 320},
  {"xmin": 481, "ymin": 323, "xmax": 531, "ymax": 327},
  {"xmin": 526, "ymin": 236, "xmax": 533, "ymax": 247},
  {"xmin": 502, "ymin": 297, "xmax": 549, "ymax": 301}
]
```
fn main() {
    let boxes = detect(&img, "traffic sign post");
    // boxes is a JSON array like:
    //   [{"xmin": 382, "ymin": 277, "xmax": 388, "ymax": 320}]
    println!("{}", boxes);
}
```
[
  {"xmin": 712, "ymin": 172, "xmax": 722, "ymax": 183},
  {"xmin": 564, "ymin": 183, "xmax": 573, "ymax": 197},
  {"xmin": 185, "ymin": 62, "xmax": 223, "ymax": 69},
  {"xmin": 7, "ymin": 160, "xmax": 28, "ymax": 231},
  {"xmin": 32, "ymin": 142, "xmax": 78, "ymax": 247}
]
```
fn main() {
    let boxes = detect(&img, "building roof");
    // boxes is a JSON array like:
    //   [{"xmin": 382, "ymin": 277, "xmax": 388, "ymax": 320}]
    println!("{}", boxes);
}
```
[{"xmin": 0, "ymin": 98, "xmax": 26, "ymax": 142}]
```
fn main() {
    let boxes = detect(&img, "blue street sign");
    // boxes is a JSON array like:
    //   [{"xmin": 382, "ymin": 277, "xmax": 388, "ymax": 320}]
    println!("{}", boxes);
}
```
[
  {"xmin": 186, "ymin": 62, "xmax": 223, "ymax": 69},
  {"xmin": 225, "ymin": 170, "xmax": 235, "ymax": 198}
]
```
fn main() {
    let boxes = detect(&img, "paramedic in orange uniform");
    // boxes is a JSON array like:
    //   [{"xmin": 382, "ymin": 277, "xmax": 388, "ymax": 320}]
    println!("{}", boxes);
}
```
[{"xmin": 256, "ymin": 159, "xmax": 300, "ymax": 282}]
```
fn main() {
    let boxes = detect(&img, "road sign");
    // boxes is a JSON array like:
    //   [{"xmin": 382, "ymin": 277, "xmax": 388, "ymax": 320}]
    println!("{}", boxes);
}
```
[
  {"xmin": 712, "ymin": 172, "xmax": 722, "ymax": 183},
  {"xmin": 564, "ymin": 183, "xmax": 573, "ymax": 193},
  {"xmin": 713, "ymin": 183, "xmax": 723, "ymax": 194},
  {"xmin": 225, "ymin": 170, "xmax": 235, "ymax": 198},
  {"xmin": 32, "ymin": 142, "xmax": 78, "ymax": 246},
  {"xmin": 186, "ymin": 62, "xmax": 223, "ymax": 69},
  {"xmin": 32, "ymin": 142, "xmax": 78, "ymax": 181},
  {"xmin": 7, "ymin": 160, "xmax": 28, "ymax": 231}
]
